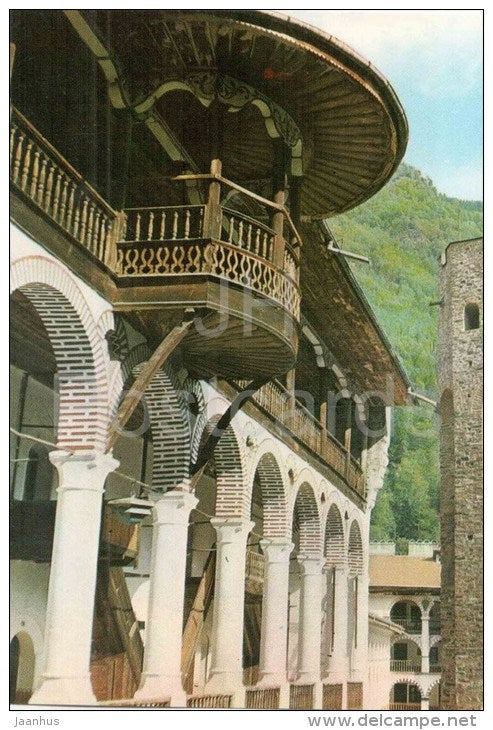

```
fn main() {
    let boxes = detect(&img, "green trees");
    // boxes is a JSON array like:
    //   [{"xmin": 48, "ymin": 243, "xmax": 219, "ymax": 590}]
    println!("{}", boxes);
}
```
[{"xmin": 330, "ymin": 163, "xmax": 482, "ymax": 541}]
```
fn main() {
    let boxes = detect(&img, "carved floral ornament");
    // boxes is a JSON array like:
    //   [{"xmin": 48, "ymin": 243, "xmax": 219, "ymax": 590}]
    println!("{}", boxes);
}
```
[{"xmin": 125, "ymin": 71, "xmax": 303, "ymax": 172}]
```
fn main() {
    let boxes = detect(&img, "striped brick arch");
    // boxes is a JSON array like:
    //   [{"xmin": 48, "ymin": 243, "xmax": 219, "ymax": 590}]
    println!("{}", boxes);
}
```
[
  {"xmin": 119, "ymin": 344, "xmax": 192, "ymax": 492},
  {"xmin": 324, "ymin": 504, "xmax": 345, "ymax": 565},
  {"xmin": 292, "ymin": 482, "xmax": 322, "ymax": 557},
  {"xmin": 193, "ymin": 413, "xmax": 248, "ymax": 519},
  {"xmin": 10, "ymin": 256, "xmax": 108, "ymax": 452},
  {"xmin": 348, "ymin": 520, "xmax": 364, "ymax": 575},
  {"xmin": 250, "ymin": 451, "xmax": 289, "ymax": 539}
]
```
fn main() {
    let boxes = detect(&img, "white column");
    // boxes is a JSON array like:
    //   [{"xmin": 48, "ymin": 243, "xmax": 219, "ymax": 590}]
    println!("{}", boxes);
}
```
[
  {"xmin": 328, "ymin": 564, "xmax": 349, "ymax": 676},
  {"xmin": 135, "ymin": 489, "xmax": 198, "ymax": 706},
  {"xmin": 421, "ymin": 697, "xmax": 430, "ymax": 711},
  {"xmin": 421, "ymin": 611, "xmax": 430, "ymax": 674},
  {"xmin": 206, "ymin": 518, "xmax": 254, "ymax": 694},
  {"xmin": 30, "ymin": 450, "xmax": 118, "ymax": 705},
  {"xmin": 257, "ymin": 538, "xmax": 293, "ymax": 687},
  {"xmin": 352, "ymin": 574, "xmax": 369, "ymax": 675},
  {"xmin": 297, "ymin": 555, "xmax": 324, "ymax": 684}
]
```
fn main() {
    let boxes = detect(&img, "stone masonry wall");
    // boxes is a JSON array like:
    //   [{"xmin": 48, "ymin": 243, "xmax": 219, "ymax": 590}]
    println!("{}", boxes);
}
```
[{"xmin": 439, "ymin": 238, "xmax": 483, "ymax": 710}]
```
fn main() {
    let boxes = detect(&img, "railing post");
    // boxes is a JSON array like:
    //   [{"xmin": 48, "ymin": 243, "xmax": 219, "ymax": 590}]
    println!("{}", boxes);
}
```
[
  {"xmin": 203, "ymin": 159, "xmax": 222, "ymax": 240},
  {"xmin": 272, "ymin": 190, "xmax": 286, "ymax": 268}
]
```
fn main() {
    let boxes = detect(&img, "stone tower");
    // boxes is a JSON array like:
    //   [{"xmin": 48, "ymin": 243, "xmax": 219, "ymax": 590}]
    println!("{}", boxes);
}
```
[{"xmin": 438, "ymin": 237, "xmax": 483, "ymax": 710}]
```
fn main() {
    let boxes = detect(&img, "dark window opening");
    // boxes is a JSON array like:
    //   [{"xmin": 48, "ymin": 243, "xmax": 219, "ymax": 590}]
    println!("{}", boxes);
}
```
[{"xmin": 464, "ymin": 302, "xmax": 480, "ymax": 331}]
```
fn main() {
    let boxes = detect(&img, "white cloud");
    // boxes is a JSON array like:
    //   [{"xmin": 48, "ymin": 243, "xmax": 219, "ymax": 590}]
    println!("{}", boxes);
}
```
[
  {"xmin": 424, "ymin": 158, "xmax": 483, "ymax": 201},
  {"xmin": 283, "ymin": 10, "xmax": 483, "ymax": 99}
]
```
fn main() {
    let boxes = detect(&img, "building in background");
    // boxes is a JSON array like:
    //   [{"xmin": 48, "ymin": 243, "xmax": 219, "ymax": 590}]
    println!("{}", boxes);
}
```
[
  {"xmin": 10, "ymin": 10, "xmax": 410, "ymax": 709},
  {"xmin": 438, "ymin": 238, "xmax": 483, "ymax": 710},
  {"xmin": 367, "ymin": 542, "xmax": 441, "ymax": 711}
]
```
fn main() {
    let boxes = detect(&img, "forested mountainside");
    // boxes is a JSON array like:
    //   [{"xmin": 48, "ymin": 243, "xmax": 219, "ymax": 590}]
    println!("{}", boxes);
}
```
[{"xmin": 330, "ymin": 163, "xmax": 483, "ymax": 542}]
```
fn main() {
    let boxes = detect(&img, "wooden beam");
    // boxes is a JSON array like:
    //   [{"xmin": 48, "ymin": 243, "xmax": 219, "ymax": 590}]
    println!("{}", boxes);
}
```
[
  {"xmin": 106, "ymin": 318, "xmax": 194, "ymax": 452},
  {"xmin": 190, "ymin": 378, "xmax": 269, "ymax": 475}
]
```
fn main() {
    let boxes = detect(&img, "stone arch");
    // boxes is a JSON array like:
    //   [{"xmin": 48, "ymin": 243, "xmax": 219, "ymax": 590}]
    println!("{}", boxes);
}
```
[
  {"xmin": 348, "ymin": 519, "xmax": 364, "ymax": 575},
  {"xmin": 291, "ymin": 482, "xmax": 322, "ymax": 557},
  {"xmin": 390, "ymin": 599, "xmax": 422, "ymax": 635},
  {"xmin": 10, "ymin": 256, "xmax": 109, "ymax": 452},
  {"xmin": 390, "ymin": 678, "xmax": 424, "ymax": 700},
  {"xmin": 10, "ymin": 631, "xmax": 36, "ymax": 704},
  {"xmin": 248, "ymin": 448, "xmax": 289, "ymax": 540},
  {"xmin": 324, "ymin": 503, "xmax": 345, "ymax": 565}
]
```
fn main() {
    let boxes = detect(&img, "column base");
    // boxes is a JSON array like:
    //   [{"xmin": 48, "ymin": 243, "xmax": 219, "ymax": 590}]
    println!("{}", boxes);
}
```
[
  {"xmin": 29, "ymin": 674, "xmax": 97, "ymax": 706},
  {"xmin": 134, "ymin": 674, "xmax": 183, "ymax": 707}
]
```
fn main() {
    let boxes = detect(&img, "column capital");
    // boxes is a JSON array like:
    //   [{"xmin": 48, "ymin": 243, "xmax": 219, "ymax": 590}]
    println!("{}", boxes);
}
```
[
  {"xmin": 210, "ymin": 517, "xmax": 254, "ymax": 542},
  {"xmin": 260, "ymin": 538, "xmax": 294, "ymax": 563},
  {"xmin": 152, "ymin": 489, "xmax": 198, "ymax": 525},
  {"xmin": 297, "ymin": 554, "xmax": 325, "ymax": 575},
  {"xmin": 50, "ymin": 450, "xmax": 119, "ymax": 493}
]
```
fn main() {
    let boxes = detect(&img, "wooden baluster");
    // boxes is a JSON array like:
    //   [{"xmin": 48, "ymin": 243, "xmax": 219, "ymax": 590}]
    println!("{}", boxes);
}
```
[
  {"xmin": 20, "ymin": 140, "xmax": 33, "ymax": 192},
  {"xmin": 65, "ymin": 182, "xmax": 76, "ymax": 234},
  {"xmin": 92, "ymin": 210, "xmax": 101, "ymax": 255},
  {"xmin": 29, "ymin": 147, "xmax": 40, "ymax": 199},
  {"xmin": 184, "ymin": 209, "xmax": 191, "ymax": 239},
  {"xmin": 51, "ymin": 171, "xmax": 63, "ymax": 221},
  {"xmin": 172, "ymin": 210, "xmax": 178, "ymax": 239},
  {"xmin": 238, "ymin": 220, "xmax": 243, "ymax": 247},
  {"xmin": 255, "ymin": 228, "xmax": 260, "ymax": 255},
  {"xmin": 147, "ymin": 211, "xmax": 154, "ymax": 240},
  {"xmin": 36, "ymin": 155, "xmax": 48, "ymax": 207},
  {"xmin": 134, "ymin": 212, "xmax": 141, "ymax": 241},
  {"xmin": 12, "ymin": 132, "xmax": 24, "ymax": 185},
  {"xmin": 79, "ymin": 197, "xmax": 88, "ymax": 244},
  {"xmin": 246, "ymin": 223, "xmax": 252, "ymax": 251},
  {"xmin": 59, "ymin": 177, "xmax": 69, "ymax": 229},
  {"xmin": 9, "ymin": 124, "xmax": 17, "ymax": 164},
  {"xmin": 43, "ymin": 164, "xmax": 55, "ymax": 213},
  {"xmin": 229, "ymin": 216, "xmax": 234, "ymax": 243},
  {"xmin": 99, "ymin": 217, "xmax": 107, "ymax": 261},
  {"xmin": 159, "ymin": 211, "xmax": 166, "ymax": 240},
  {"xmin": 72, "ymin": 195, "xmax": 81, "ymax": 239},
  {"xmin": 85, "ymin": 203, "xmax": 95, "ymax": 249}
]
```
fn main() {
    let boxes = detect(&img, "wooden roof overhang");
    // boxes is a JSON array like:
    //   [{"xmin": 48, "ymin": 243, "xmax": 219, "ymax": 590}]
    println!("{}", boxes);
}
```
[
  {"xmin": 300, "ymin": 222, "xmax": 410, "ymax": 405},
  {"xmin": 84, "ymin": 9, "xmax": 408, "ymax": 219}
]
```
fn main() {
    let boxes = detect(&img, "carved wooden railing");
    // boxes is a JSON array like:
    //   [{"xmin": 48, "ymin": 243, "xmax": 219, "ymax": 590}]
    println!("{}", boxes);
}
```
[
  {"xmin": 289, "ymin": 684, "xmax": 314, "ymax": 709},
  {"xmin": 388, "ymin": 703, "xmax": 421, "ymax": 711},
  {"xmin": 246, "ymin": 687, "xmax": 280, "ymax": 709},
  {"xmin": 10, "ymin": 108, "xmax": 122, "ymax": 268},
  {"xmin": 186, "ymin": 694, "xmax": 232, "ymax": 708},
  {"xmin": 241, "ymin": 379, "xmax": 365, "ymax": 497},
  {"xmin": 429, "ymin": 664, "xmax": 441, "ymax": 674},
  {"xmin": 10, "ymin": 112, "xmax": 301, "ymax": 320},
  {"xmin": 390, "ymin": 659, "xmax": 422, "ymax": 673},
  {"xmin": 245, "ymin": 550, "xmax": 264, "ymax": 595},
  {"xmin": 116, "ymin": 215, "xmax": 300, "ymax": 320}
]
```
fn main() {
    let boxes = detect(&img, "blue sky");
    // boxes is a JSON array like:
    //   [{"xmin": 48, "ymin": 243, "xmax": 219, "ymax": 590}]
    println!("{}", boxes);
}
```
[{"xmin": 284, "ymin": 10, "xmax": 483, "ymax": 202}]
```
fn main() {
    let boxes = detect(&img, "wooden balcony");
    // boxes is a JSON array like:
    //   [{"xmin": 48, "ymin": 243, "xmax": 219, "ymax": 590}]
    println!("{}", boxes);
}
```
[
  {"xmin": 391, "ymin": 618, "xmax": 422, "ymax": 634},
  {"xmin": 389, "ymin": 703, "xmax": 421, "ymax": 711},
  {"xmin": 10, "ymin": 108, "xmax": 300, "ymax": 381},
  {"xmin": 241, "ymin": 379, "xmax": 365, "ymax": 497}
]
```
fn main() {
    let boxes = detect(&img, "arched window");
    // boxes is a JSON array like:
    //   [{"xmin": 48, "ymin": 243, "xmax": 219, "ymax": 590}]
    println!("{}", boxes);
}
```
[{"xmin": 464, "ymin": 302, "xmax": 480, "ymax": 331}]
